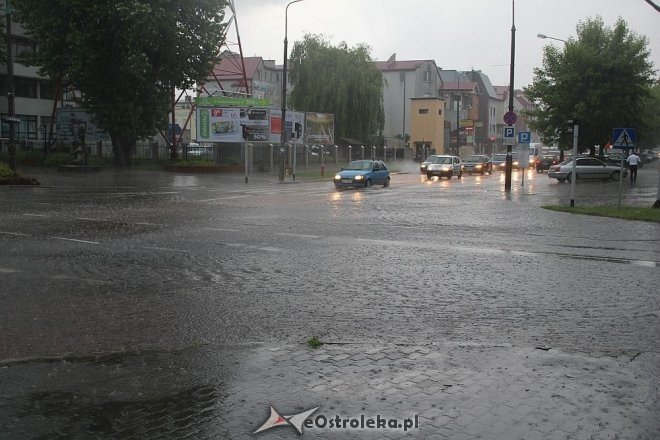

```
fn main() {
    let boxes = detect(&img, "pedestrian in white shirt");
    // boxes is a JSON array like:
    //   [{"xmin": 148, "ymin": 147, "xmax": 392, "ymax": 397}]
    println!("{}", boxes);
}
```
[{"xmin": 627, "ymin": 151, "xmax": 641, "ymax": 183}]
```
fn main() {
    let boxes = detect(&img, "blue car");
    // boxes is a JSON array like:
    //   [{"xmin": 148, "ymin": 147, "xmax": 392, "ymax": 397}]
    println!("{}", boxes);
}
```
[{"xmin": 333, "ymin": 160, "xmax": 391, "ymax": 188}]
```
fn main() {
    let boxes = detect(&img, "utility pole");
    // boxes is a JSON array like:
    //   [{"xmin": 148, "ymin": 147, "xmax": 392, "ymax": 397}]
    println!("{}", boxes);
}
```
[
  {"xmin": 5, "ymin": 0, "xmax": 17, "ymax": 175},
  {"xmin": 505, "ymin": 0, "xmax": 516, "ymax": 192}
]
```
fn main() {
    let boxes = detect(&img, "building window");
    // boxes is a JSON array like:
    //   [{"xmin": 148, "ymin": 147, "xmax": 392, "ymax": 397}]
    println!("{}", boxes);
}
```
[
  {"xmin": 40, "ymin": 80, "xmax": 55, "ymax": 100},
  {"xmin": 423, "ymin": 69, "xmax": 431, "ymax": 82},
  {"xmin": 15, "ymin": 77, "xmax": 39, "ymax": 98},
  {"xmin": 1, "ymin": 114, "xmax": 38, "ymax": 139},
  {"xmin": 418, "ymin": 109, "xmax": 429, "ymax": 114},
  {"xmin": 13, "ymin": 39, "xmax": 36, "ymax": 58}
]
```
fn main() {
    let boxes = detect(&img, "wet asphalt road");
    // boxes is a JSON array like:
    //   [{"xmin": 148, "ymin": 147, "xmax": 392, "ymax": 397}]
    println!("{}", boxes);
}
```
[{"xmin": 0, "ymin": 161, "xmax": 659, "ymax": 439}]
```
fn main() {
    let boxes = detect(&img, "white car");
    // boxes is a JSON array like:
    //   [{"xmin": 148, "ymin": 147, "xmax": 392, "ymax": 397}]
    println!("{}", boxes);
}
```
[{"xmin": 426, "ymin": 155, "xmax": 463, "ymax": 179}]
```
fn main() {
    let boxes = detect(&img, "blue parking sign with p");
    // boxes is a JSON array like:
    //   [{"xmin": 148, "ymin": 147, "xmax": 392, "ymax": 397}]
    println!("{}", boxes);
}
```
[{"xmin": 518, "ymin": 131, "xmax": 531, "ymax": 144}]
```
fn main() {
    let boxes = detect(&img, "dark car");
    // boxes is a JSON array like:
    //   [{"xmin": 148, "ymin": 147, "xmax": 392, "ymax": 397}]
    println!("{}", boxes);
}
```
[
  {"xmin": 462, "ymin": 154, "xmax": 492, "ymax": 175},
  {"xmin": 535, "ymin": 154, "xmax": 560, "ymax": 172}
]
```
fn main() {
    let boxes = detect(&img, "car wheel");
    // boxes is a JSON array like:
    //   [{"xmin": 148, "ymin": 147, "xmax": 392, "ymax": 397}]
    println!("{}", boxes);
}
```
[
  {"xmin": 610, "ymin": 171, "xmax": 620, "ymax": 181},
  {"xmin": 426, "ymin": 172, "xmax": 432, "ymax": 179},
  {"xmin": 557, "ymin": 178, "xmax": 566, "ymax": 183},
  {"xmin": 566, "ymin": 173, "xmax": 572, "ymax": 183},
  {"xmin": 447, "ymin": 172, "xmax": 453, "ymax": 179},
  {"xmin": 365, "ymin": 179, "xmax": 372, "ymax": 188},
  {"xmin": 457, "ymin": 172, "xmax": 462, "ymax": 179},
  {"xmin": 383, "ymin": 176, "xmax": 390, "ymax": 187},
  {"xmin": 480, "ymin": 169, "xmax": 485, "ymax": 175}
]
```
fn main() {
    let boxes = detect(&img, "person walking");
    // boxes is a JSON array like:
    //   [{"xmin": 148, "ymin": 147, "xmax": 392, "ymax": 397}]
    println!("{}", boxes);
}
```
[{"xmin": 627, "ymin": 150, "xmax": 641, "ymax": 183}]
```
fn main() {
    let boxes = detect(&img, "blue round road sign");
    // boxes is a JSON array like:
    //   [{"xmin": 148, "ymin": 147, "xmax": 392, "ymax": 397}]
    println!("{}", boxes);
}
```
[{"xmin": 503, "ymin": 111, "xmax": 517, "ymax": 125}]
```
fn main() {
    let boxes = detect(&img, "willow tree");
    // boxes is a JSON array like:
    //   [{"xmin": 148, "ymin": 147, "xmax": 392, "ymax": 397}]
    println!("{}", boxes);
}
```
[
  {"xmin": 289, "ymin": 34, "xmax": 384, "ymax": 144},
  {"xmin": 524, "ymin": 17, "xmax": 655, "ymax": 156},
  {"xmin": 15, "ymin": 0, "xmax": 227, "ymax": 166}
]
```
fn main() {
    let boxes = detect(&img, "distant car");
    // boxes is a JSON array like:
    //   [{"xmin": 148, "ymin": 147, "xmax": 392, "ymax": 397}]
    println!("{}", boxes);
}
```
[
  {"xmin": 426, "ymin": 155, "xmax": 463, "ymax": 179},
  {"xmin": 535, "ymin": 154, "xmax": 560, "ymax": 172},
  {"xmin": 492, "ymin": 153, "xmax": 521, "ymax": 170},
  {"xmin": 462, "ymin": 154, "xmax": 492, "ymax": 175},
  {"xmin": 548, "ymin": 157, "xmax": 628, "ymax": 182},
  {"xmin": 333, "ymin": 160, "xmax": 390, "ymax": 188},
  {"xmin": 186, "ymin": 144, "xmax": 213, "ymax": 158}
]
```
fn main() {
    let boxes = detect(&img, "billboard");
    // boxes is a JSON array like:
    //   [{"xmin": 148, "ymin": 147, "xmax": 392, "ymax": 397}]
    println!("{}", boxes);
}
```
[
  {"xmin": 196, "ymin": 107, "xmax": 316, "ymax": 145},
  {"xmin": 196, "ymin": 107, "xmax": 270, "ymax": 143},
  {"xmin": 55, "ymin": 108, "xmax": 110, "ymax": 142},
  {"xmin": 305, "ymin": 113, "xmax": 334, "ymax": 145}
]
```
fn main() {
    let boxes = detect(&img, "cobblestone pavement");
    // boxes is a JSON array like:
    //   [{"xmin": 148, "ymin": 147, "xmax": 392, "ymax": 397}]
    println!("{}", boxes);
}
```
[{"xmin": 1, "ymin": 343, "xmax": 658, "ymax": 439}]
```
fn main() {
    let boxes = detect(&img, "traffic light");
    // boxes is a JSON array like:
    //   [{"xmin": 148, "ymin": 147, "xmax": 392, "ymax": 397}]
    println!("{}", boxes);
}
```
[
  {"xmin": 242, "ymin": 125, "xmax": 249, "ymax": 140},
  {"xmin": 294, "ymin": 122, "xmax": 302, "ymax": 139}
]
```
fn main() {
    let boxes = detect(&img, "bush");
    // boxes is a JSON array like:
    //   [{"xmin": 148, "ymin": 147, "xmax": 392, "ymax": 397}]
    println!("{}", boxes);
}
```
[
  {"xmin": 43, "ymin": 152, "xmax": 74, "ymax": 167},
  {"xmin": 0, "ymin": 162, "xmax": 13, "ymax": 178},
  {"xmin": 17, "ymin": 150, "xmax": 45, "ymax": 166}
]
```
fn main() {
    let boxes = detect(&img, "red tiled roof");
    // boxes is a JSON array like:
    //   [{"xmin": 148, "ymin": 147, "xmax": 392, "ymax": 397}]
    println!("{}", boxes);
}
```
[{"xmin": 210, "ymin": 55, "xmax": 262, "ymax": 80}]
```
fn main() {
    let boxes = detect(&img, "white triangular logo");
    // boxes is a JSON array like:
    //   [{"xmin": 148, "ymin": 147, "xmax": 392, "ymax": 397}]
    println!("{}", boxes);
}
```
[{"xmin": 614, "ymin": 129, "xmax": 632, "ymax": 146}]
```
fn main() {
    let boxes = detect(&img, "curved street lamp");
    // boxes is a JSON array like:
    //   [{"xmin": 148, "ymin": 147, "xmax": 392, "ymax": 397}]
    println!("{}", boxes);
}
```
[
  {"xmin": 537, "ymin": 33, "xmax": 567, "ymax": 43},
  {"xmin": 279, "ymin": 0, "xmax": 305, "ymax": 182}
]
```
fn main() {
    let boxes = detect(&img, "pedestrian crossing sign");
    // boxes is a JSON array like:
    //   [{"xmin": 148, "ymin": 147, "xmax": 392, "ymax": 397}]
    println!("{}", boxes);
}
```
[{"xmin": 612, "ymin": 128, "xmax": 636, "ymax": 149}]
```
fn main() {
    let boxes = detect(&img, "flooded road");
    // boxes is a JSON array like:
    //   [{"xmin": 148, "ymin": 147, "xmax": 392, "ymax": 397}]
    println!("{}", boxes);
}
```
[{"xmin": 1, "ymin": 163, "xmax": 659, "ymax": 439}]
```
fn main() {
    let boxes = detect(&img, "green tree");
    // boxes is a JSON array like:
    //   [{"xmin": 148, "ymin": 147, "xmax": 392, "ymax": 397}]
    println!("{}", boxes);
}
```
[
  {"xmin": 638, "ymin": 79, "xmax": 660, "ymax": 147},
  {"xmin": 289, "ymin": 34, "xmax": 384, "ymax": 144},
  {"xmin": 14, "ymin": 0, "xmax": 227, "ymax": 166},
  {"xmin": 524, "ymin": 17, "xmax": 656, "ymax": 156}
]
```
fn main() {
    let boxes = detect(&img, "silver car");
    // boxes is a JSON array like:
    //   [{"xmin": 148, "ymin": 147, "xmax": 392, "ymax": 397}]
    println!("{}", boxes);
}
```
[
  {"xmin": 426, "ymin": 155, "xmax": 463, "ymax": 179},
  {"xmin": 548, "ymin": 157, "xmax": 628, "ymax": 182}
]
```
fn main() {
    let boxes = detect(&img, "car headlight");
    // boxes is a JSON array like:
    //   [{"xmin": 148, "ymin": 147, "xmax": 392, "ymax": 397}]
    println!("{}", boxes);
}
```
[
  {"xmin": 475, "ymin": 164, "xmax": 482, "ymax": 169},
  {"xmin": 334, "ymin": 174, "xmax": 341, "ymax": 180},
  {"xmin": 513, "ymin": 161, "xmax": 519, "ymax": 166},
  {"xmin": 354, "ymin": 175, "xmax": 364, "ymax": 181},
  {"xmin": 421, "ymin": 164, "xmax": 427, "ymax": 169}
]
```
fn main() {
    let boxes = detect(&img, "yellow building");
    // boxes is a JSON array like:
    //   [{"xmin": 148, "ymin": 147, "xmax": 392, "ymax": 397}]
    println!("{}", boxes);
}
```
[{"xmin": 410, "ymin": 98, "xmax": 446, "ymax": 157}]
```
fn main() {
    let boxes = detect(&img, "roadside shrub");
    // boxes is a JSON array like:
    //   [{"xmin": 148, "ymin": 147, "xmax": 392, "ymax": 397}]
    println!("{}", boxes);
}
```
[
  {"xmin": 43, "ymin": 152, "xmax": 74, "ymax": 167},
  {"xmin": 0, "ymin": 162, "xmax": 13, "ymax": 178},
  {"xmin": 17, "ymin": 150, "xmax": 45, "ymax": 165}
]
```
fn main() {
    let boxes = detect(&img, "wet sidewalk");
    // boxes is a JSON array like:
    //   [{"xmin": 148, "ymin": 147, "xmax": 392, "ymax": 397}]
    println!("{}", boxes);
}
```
[{"xmin": 1, "ymin": 342, "xmax": 658, "ymax": 439}]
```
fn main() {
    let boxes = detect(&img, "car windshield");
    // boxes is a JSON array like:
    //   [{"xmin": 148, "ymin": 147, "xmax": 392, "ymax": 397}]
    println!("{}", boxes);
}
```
[
  {"xmin": 464, "ymin": 156, "xmax": 484, "ymax": 163},
  {"xmin": 345, "ymin": 160, "xmax": 373, "ymax": 170},
  {"xmin": 430, "ymin": 156, "xmax": 452, "ymax": 164}
]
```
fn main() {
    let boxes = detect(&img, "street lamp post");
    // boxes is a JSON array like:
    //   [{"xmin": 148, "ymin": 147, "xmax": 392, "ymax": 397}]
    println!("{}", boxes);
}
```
[
  {"xmin": 348, "ymin": 145, "xmax": 352, "ymax": 163},
  {"xmin": 279, "ymin": 0, "xmax": 304, "ymax": 183},
  {"xmin": 536, "ymin": 33, "xmax": 567, "ymax": 43}
]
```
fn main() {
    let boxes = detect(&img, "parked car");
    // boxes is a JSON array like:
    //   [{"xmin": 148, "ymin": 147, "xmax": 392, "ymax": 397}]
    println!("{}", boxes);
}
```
[
  {"xmin": 461, "ymin": 155, "xmax": 492, "ymax": 175},
  {"xmin": 535, "ymin": 154, "xmax": 560, "ymax": 172},
  {"xmin": 426, "ymin": 155, "xmax": 463, "ymax": 179},
  {"xmin": 548, "ymin": 157, "xmax": 628, "ymax": 182},
  {"xmin": 333, "ymin": 160, "xmax": 390, "ymax": 188}
]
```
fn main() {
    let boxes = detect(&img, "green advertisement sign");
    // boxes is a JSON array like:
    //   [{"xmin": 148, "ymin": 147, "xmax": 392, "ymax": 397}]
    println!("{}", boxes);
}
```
[
  {"xmin": 194, "ymin": 96, "xmax": 270, "ymax": 108},
  {"xmin": 199, "ymin": 109, "xmax": 210, "ymax": 139}
]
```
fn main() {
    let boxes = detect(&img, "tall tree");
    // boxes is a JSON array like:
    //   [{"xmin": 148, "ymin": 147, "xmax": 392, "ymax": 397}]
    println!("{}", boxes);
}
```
[
  {"xmin": 289, "ymin": 34, "xmax": 384, "ymax": 144},
  {"xmin": 524, "ymin": 17, "xmax": 656, "ymax": 156},
  {"xmin": 14, "ymin": 0, "xmax": 227, "ymax": 166}
]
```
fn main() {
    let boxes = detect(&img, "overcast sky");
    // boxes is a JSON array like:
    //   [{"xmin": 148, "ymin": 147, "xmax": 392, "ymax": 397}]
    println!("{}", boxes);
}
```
[{"xmin": 230, "ymin": 0, "xmax": 659, "ymax": 88}]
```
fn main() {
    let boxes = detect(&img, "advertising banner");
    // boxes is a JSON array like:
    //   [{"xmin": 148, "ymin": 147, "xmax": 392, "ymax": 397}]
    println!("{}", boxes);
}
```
[
  {"xmin": 196, "ymin": 107, "xmax": 271, "ymax": 143},
  {"xmin": 269, "ymin": 111, "xmax": 305, "ymax": 144},
  {"xmin": 55, "ymin": 108, "xmax": 110, "ymax": 142},
  {"xmin": 305, "ymin": 113, "xmax": 334, "ymax": 145}
]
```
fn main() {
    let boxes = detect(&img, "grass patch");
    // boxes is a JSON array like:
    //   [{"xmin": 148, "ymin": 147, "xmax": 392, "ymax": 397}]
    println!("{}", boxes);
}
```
[
  {"xmin": 542, "ymin": 205, "xmax": 660, "ymax": 223},
  {"xmin": 306, "ymin": 336, "xmax": 323, "ymax": 349}
]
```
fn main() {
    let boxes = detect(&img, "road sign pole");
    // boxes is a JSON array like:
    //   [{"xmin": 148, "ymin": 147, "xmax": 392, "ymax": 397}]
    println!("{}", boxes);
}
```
[
  {"xmin": 617, "ymin": 156, "xmax": 624, "ymax": 209},
  {"xmin": 569, "ymin": 123, "xmax": 579, "ymax": 207}
]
